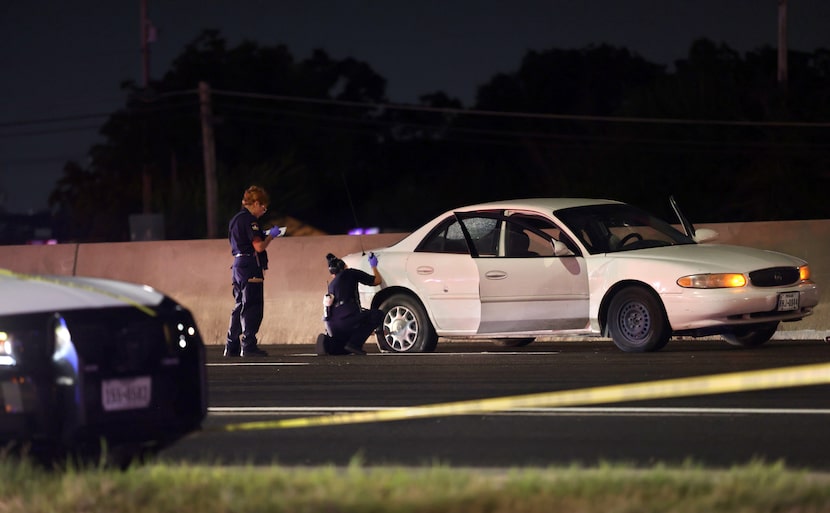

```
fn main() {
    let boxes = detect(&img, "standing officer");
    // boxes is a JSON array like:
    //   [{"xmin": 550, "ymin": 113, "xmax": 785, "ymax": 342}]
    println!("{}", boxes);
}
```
[
  {"xmin": 224, "ymin": 185, "xmax": 281, "ymax": 357},
  {"xmin": 318, "ymin": 252, "xmax": 384, "ymax": 355}
]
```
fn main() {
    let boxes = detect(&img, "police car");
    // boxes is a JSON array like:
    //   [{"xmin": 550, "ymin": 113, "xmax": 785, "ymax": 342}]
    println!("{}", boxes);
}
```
[
  {"xmin": 0, "ymin": 269, "xmax": 207, "ymax": 465},
  {"xmin": 342, "ymin": 197, "xmax": 820, "ymax": 353}
]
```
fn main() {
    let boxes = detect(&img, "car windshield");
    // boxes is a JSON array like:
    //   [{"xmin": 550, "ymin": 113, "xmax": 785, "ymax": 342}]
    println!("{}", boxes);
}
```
[{"xmin": 554, "ymin": 204, "xmax": 695, "ymax": 254}]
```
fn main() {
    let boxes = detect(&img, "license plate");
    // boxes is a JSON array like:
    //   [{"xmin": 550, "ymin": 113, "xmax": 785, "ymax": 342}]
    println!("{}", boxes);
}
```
[
  {"xmin": 777, "ymin": 292, "xmax": 799, "ymax": 312},
  {"xmin": 102, "ymin": 376, "xmax": 152, "ymax": 411}
]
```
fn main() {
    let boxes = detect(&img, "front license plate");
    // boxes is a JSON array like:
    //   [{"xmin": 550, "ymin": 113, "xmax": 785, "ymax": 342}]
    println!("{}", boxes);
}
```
[
  {"xmin": 102, "ymin": 376, "xmax": 152, "ymax": 411},
  {"xmin": 777, "ymin": 292, "xmax": 799, "ymax": 312}
]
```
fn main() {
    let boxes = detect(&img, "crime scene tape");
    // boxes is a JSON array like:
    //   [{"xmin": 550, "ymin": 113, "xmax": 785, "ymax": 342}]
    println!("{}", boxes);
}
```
[{"xmin": 221, "ymin": 361, "xmax": 830, "ymax": 432}]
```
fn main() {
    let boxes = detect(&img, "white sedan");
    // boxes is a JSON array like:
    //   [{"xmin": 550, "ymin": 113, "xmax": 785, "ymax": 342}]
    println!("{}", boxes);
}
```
[{"xmin": 342, "ymin": 198, "xmax": 819, "ymax": 353}]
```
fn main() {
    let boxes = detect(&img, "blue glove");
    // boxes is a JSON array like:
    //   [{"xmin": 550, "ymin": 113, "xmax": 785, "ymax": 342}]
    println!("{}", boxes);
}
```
[
  {"xmin": 368, "ymin": 252, "xmax": 378, "ymax": 268},
  {"xmin": 267, "ymin": 226, "xmax": 281, "ymax": 238}
]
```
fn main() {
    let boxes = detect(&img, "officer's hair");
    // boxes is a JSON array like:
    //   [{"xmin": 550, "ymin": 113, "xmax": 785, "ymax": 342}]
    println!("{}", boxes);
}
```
[
  {"xmin": 242, "ymin": 185, "xmax": 269, "ymax": 207},
  {"xmin": 326, "ymin": 253, "xmax": 346, "ymax": 275}
]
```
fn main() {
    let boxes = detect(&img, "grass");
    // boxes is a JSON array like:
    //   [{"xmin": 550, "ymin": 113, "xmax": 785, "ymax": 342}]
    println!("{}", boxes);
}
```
[{"xmin": 0, "ymin": 458, "xmax": 828, "ymax": 513}]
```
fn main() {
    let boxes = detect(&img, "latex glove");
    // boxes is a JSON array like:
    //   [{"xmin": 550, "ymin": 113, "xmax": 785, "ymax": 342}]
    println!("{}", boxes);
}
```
[
  {"xmin": 267, "ymin": 226, "xmax": 282, "ymax": 238},
  {"xmin": 368, "ymin": 252, "xmax": 378, "ymax": 268}
]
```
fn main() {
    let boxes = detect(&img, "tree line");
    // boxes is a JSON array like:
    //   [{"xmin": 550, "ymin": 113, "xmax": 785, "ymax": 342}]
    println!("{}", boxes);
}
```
[{"xmin": 48, "ymin": 30, "xmax": 830, "ymax": 242}]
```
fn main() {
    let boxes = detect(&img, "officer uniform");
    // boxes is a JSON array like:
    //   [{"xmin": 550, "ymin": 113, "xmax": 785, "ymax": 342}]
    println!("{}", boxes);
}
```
[
  {"xmin": 225, "ymin": 207, "xmax": 266, "ymax": 356},
  {"xmin": 320, "ymin": 255, "xmax": 383, "ymax": 355}
]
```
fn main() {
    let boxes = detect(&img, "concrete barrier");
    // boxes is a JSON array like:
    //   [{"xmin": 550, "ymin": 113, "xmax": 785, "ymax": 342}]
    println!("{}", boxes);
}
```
[{"xmin": 0, "ymin": 222, "xmax": 827, "ymax": 345}]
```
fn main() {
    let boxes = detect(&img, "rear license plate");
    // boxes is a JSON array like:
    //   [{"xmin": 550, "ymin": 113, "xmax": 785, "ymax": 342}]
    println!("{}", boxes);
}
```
[
  {"xmin": 777, "ymin": 292, "xmax": 799, "ymax": 312},
  {"xmin": 102, "ymin": 376, "xmax": 152, "ymax": 411}
]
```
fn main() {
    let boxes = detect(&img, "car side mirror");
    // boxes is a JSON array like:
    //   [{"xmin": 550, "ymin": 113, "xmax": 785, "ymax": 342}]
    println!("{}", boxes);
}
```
[
  {"xmin": 552, "ymin": 239, "xmax": 574, "ymax": 257},
  {"xmin": 693, "ymin": 228, "xmax": 718, "ymax": 243}
]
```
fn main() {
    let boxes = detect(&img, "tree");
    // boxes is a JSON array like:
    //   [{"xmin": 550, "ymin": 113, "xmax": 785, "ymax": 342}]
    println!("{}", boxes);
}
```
[
  {"xmin": 50, "ymin": 34, "xmax": 830, "ymax": 242},
  {"xmin": 463, "ymin": 45, "xmax": 665, "ymax": 205},
  {"xmin": 50, "ymin": 31, "xmax": 391, "ymax": 241},
  {"xmin": 616, "ymin": 39, "xmax": 830, "ymax": 222}
]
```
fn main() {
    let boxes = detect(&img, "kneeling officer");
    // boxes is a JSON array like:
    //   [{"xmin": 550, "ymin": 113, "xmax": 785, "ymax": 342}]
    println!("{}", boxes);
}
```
[{"xmin": 318, "ymin": 252, "xmax": 384, "ymax": 355}]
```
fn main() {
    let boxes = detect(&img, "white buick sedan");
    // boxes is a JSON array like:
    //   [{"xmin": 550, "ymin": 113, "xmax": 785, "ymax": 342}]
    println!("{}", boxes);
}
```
[{"xmin": 342, "ymin": 198, "xmax": 819, "ymax": 353}]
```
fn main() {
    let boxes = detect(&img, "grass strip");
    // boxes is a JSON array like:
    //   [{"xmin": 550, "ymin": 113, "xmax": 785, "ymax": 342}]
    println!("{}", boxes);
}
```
[{"xmin": 0, "ymin": 459, "xmax": 827, "ymax": 513}]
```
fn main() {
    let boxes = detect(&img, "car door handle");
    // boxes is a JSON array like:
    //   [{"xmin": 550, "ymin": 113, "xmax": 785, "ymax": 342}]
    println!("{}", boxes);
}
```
[
  {"xmin": 484, "ymin": 270, "xmax": 507, "ymax": 280},
  {"xmin": 416, "ymin": 266, "xmax": 434, "ymax": 275}
]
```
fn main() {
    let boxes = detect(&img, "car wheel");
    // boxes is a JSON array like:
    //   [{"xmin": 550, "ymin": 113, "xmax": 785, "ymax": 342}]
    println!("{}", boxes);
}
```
[
  {"xmin": 493, "ymin": 338, "xmax": 535, "ymax": 347},
  {"xmin": 721, "ymin": 322, "xmax": 779, "ymax": 347},
  {"xmin": 376, "ymin": 294, "xmax": 438, "ymax": 353},
  {"xmin": 607, "ymin": 286, "xmax": 670, "ymax": 352}
]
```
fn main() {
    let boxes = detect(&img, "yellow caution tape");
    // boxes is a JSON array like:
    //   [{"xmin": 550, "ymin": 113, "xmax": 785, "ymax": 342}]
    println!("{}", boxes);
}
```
[{"xmin": 222, "ymin": 361, "xmax": 830, "ymax": 432}]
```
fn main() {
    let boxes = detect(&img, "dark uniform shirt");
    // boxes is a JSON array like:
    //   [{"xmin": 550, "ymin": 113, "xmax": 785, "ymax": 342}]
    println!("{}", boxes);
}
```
[
  {"xmin": 328, "ymin": 268, "xmax": 375, "ymax": 310},
  {"xmin": 228, "ymin": 208, "xmax": 260, "ymax": 256},
  {"xmin": 228, "ymin": 208, "xmax": 264, "ymax": 282}
]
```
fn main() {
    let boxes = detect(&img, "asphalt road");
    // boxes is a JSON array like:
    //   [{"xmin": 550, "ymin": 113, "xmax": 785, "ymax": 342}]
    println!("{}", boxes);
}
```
[{"xmin": 159, "ymin": 338, "xmax": 830, "ymax": 469}]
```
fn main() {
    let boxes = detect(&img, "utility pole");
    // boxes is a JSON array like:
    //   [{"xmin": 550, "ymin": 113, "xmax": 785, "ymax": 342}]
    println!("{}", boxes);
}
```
[
  {"xmin": 200, "ymin": 82, "xmax": 219, "ymax": 238},
  {"xmin": 140, "ymin": 0, "xmax": 152, "ymax": 214},
  {"xmin": 777, "ymin": 0, "xmax": 788, "ymax": 91},
  {"xmin": 140, "ymin": 0, "xmax": 150, "ymax": 88}
]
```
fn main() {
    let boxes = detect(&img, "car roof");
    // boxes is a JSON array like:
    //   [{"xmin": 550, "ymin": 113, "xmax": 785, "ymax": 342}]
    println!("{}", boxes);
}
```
[
  {"xmin": 0, "ymin": 270, "xmax": 164, "ymax": 316},
  {"xmin": 448, "ymin": 198, "xmax": 624, "ymax": 214},
  {"xmin": 383, "ymin": 198, "xmax": 625, "ymax": 252}
]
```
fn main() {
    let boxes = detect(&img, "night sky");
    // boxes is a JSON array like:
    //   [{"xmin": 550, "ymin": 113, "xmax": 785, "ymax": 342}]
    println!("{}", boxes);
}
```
[{"xmin": 2, "ymin": 0, "xmax": 829, "ymax": 214}]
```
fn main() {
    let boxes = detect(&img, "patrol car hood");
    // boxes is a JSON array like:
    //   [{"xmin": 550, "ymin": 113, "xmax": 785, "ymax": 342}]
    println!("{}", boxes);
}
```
[{"xmin": 0, "ymin": 270, "xmax": 165, "ymax": 316}]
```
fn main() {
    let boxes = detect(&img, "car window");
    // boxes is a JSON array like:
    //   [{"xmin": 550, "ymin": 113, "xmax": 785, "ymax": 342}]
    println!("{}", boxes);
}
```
[
  {"xmin": 420, "ymin": 212, "xmax": 583, "ymax": 257},
  {"xmin": 503, "ymin": 214, "xmax": 579, "ymax": 257},
  {"xmin": 416, "ymin": 217, "xmax": 470, "ymax": 254},
  {"xmin": 555, "ymin": 204, "xmax": 694, "ymax": 254},
  {"xmin": 501, "ymin": 222, "xmax": 539, "ymax": 257},
  {"xmin": 460, "ymin": 217, "xmax": 499, "ymax": 256}
]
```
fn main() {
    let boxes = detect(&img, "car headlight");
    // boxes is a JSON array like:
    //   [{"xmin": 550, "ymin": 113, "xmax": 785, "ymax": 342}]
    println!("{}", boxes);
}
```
[
  {"xmin": 0, "ymin": 331, "xmax": 17, "ymax": 366},
  {"xmin": 677, "ymin": 273, "xmax": 747, "ymax": 289},
  {"xmin": 52, "ymin": 316, "xmax": 78, "ymax": 368},
  {"xmin": 0, "ymin": 315, "xmax": 79, "ymax": 369},
  {"xmin": 799, "ymin": 265, "xmax": 811, "ymax": 281}
]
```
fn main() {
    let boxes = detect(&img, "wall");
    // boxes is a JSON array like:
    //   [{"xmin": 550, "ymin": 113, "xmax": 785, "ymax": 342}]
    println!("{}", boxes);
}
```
[{"xmin": 0, "ymin": 222, "xmax": 827, "ymax": 344}]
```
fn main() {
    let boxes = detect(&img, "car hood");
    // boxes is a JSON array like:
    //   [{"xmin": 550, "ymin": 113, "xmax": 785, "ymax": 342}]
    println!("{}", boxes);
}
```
[
  {"xmin": 0, "ymin": 270, "xmax": 165, "ymax": 316},
  {"xmin": 610, "ymin": 244, "xmax": 807, "ymax": 270}
]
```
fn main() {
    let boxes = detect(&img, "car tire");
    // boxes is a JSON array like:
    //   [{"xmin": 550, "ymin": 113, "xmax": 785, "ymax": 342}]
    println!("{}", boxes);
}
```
[
  {"xmin": 607, "ymin": 286, "xmax": 670, "ymax": 353},
  {"xmin": 493, "ymin": 338, "xmax": 535, "ymax": 347},
  {"xmin": 721, "ymin": 322, "xmax": 779, "ymax": 347},
  {"xmin": 376, "ymin": 294, "xmax": 438, "ymax": 353}
]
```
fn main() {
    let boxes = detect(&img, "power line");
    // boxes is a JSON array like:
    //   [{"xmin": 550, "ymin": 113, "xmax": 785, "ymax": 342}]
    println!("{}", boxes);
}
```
[
  {"xmin": 2, "ymin": 86, "xmax": 829, "ymax": 142},
  {"xmin": 210, "ymin": 94, "xmax": 830, "ymax": 155},
  {"xmin": 0, "ymin": 125, "xmax": 104, "ymax": 139},
  {"xmin": 0, "ymin": 89, "xmax": 195, "ymax": 128},
  {"xmin": 211, "ymin": 89, "xmax": 830, "ymax": 129},
  {"xmin": 0, "ymin": 113, "xmax": 111, "ymax": 128}
]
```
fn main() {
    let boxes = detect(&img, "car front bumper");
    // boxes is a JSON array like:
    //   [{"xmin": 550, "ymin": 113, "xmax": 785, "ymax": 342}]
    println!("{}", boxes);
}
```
[{"xmin": 663, "ymin": 281, "xmax": 820, "ymax": 332}]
